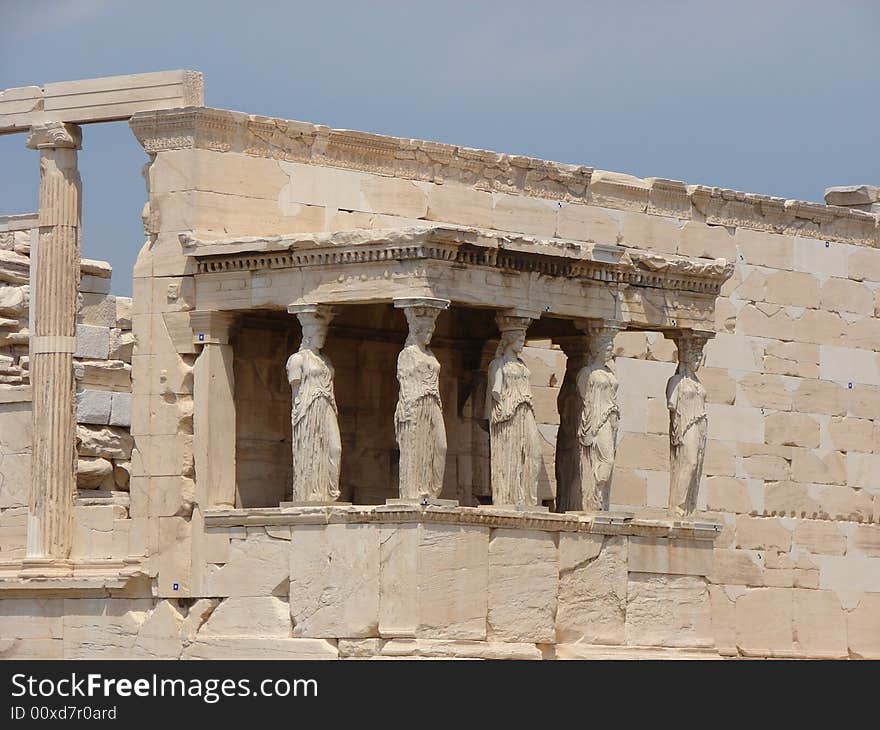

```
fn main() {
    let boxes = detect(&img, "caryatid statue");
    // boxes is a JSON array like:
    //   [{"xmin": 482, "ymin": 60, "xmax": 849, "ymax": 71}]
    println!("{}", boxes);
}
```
[
  {"xmin": 486, "ymin": 312, "xmax": 542, "ymax": 507},
  {"xmin": 666, "ymin": 331, "xmax": 712, "ymax": 517},
  {"xmin": 393, "ymin": 297, "xmax": 450, "ymax": 501},
  {"xmin": 577, "ymin": 322, "xmax": 621, "ymax": 511},
  {"xmin": 556, "ymin": 322, "xmax": 621, "ymax": 512},
  {"xmin": 286, "ymin": 304, "xmax": 341, "ymax": 503}
]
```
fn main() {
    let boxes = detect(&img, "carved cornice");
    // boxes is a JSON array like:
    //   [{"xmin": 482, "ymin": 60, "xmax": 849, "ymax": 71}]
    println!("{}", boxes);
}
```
[
  {"xmin": 203, "ymin": 504, "xmax": 723, "ymax": 541},
  {"xmin": 182, "ymin": 226, "xmax": 735, "ymax": 296},
  {"xmin": 131, "ymin": 106, "xmax": 879, "ymax": 247}
]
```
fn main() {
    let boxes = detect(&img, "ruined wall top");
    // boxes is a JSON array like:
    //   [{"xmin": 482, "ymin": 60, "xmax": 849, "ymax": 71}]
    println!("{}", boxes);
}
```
[{"xmin": 130, "ymin": 106, "xmax": 879, "ymax": 249}]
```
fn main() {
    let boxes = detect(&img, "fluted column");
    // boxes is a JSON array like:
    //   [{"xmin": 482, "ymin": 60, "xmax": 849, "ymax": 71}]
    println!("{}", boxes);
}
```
[
  {"xmin": 25, "ymin": 122, "xmax": 82, "ymax": 561},
  {"xmin": 191, "ymin": 311, "xmax": 237, "ymax": 509},
  {"xmin": 392, "ymin": 297, "xmax": 450, "ymax": 501}
]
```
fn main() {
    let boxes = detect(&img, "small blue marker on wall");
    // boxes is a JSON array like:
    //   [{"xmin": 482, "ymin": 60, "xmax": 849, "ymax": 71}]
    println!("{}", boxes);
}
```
[
  {"xmin": 198, "ymin": 333, "xmax": 205, "ymax": 342},
  {"xmin": 172, "ymin": 582, "xmax": 179, "ymax": 591}
]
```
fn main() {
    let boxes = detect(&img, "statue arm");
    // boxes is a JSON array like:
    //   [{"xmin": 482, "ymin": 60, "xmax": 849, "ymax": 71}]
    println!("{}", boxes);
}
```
[
  {"xmin": 485, "ymin": 362, "xmax": 502, "ymax": 420},
  {"xmin": 286, "ymin": 353, "xmax": 302, "ymax": 387}
]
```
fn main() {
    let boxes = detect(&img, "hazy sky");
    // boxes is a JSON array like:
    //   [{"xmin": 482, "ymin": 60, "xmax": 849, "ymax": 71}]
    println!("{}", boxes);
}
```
[{"xmin": 1, "ymin": 0, "xmax": 878, "ymax": 295}]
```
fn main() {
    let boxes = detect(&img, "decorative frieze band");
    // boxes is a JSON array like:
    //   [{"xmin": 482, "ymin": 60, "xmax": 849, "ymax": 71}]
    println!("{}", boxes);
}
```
[
  {"xmin": 203, "ymin": 504, "xmax": 722, "ymax": 541},
  {"xmin": 131, "ymin": 106, "xmax": 879, "ymax": 246},
  {"xmin": 182, "ymin": 227, "xmax": 735, "ymax": 296}
]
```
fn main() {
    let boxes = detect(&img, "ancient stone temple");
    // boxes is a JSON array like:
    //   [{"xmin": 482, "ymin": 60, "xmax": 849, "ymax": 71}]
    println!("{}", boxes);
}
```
[{"xmin": 0, "ymin": 72, "xmax": 878, "ymax": 659}]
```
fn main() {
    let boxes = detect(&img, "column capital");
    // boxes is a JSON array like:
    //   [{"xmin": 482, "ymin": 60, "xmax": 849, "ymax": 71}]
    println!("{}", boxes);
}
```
[
  {"xmin": 190, "ymin": 311, "xmax": 236, "ymax": 345},
  {"xmin": 287, "ymin": 303, "xmax": 335, "ymax": 332},
  {"xmin": 26, "ymin": 122, "xmax": 82, "ymax": 150},
  {"xmin": 495, "ymin": 308, "xmax": 539, "ymax": 333},
  {"xmin": 393, "ymin": 297, "xmax": 450, "ymax": 312},
  {"xmin": 664, "ymin": 328, "xmax": 716, "ymax": 346},
  {"xmin": 573, "ymin": 318, "xmax": 624, "ymax": 337}
]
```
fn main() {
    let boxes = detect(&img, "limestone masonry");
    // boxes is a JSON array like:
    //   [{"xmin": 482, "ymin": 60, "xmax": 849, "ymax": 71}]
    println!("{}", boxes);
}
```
[{"xmin": 0, "ymin": 71, "xmax": 878, "ymax": 659}]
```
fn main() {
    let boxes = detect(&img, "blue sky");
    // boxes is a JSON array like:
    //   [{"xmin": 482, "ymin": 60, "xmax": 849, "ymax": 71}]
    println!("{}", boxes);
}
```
[{"xmin": 1, "ymin": 0, "xmax": 877, "ymax": 295}]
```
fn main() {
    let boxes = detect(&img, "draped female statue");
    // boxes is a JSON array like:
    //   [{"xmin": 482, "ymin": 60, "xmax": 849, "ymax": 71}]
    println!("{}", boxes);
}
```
[
  {"xmin": 393, "ymin": 298, "xmax": 449, "ymax": 500},
  {"xmin": 576, "ymin": 326, "xmax": 620, "ymax": 511},
  {"xmin": 667, "ymin": 332, "xmax": 710, "ymax": 516},
  {"xmin": 286, "ymin": 304, "xmax": 341, "ymax": 502},
  {"xmin": 486, "ymin": 314, "xmax": 541, "ymax": 506}
]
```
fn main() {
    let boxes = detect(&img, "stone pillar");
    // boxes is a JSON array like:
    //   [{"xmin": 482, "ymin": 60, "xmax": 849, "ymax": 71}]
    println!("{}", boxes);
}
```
[
  {"xmin": 25, "ymin": 122, "xmax": 82, "ymax": 561},
  {"xmin": 392, "ymin": 297, "xmax": 450, "ymax": 502},
  {"xmin": 665, "ymin": 329, "xmax": 714, "ymax": 517},
  {"xmin": 486, "ymin": 310, "xmax": 542, "ymax": 507},
  {"xmin": 191, "ymin": 311, "xmax": 237, "ymax": 509}
]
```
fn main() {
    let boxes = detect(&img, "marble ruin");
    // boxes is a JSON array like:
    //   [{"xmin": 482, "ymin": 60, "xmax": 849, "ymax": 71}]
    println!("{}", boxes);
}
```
[{"xmin": 0, "ymin": 71, "xmax": 878, "ymax": 659}]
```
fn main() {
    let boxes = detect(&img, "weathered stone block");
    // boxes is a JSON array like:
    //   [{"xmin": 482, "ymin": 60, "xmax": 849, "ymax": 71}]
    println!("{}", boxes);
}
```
[
  {"xmin": 735, "ymin": 587, "xmax": 793, "ymax": 657},
  {"xmin": 793, "ymin": 589, "xmax": 847, "ymax": 658},
  {"xmin": 556, "ymin": 534, "xmax": 625, "ymax": 645},
  {"xmin": 76, "ymin": 424, "xmax": 133, "ymax": 460},
  {"xmin": 764, "ymin": 411, "xmax": 819, "ymax": 448},
  {"xmin": 183, "ymin": 637, "xmax": 337, "ymax": 659},
  {"xmin": 735, "ymin": 516, "xmax": 792, "ymax": 552},
  {"xmin": 78, "ymin": 292, "xmax": 117, "ymax": 327},
  {"xmin": 204, "ymin": 533, "xmax": 288, "ymax": 598},
  {"xmin": 487, "ymin": 528, "xmax": 557, "ymax": 643},
  {"xmin": 290, "ymin": 523, "xmax": 379, "ymax": 638},
  {"xmin": 201, "ymin": 596, "xmax": 291, "ymax": 637},
  {"xmin": 76, "ymin": 389, "xmax": 112, "ymax": 425},
  {"xmin": 556, "ymin": 203, "xmax": 620, "ymax": 243},
  {"xmin": 625, "ymin": 573, "xmax": 713, "ymax": 648},
  {"xmin": 709, "ymin": 549, "xmax": 764, "ymax": 586},
  {"xmin": 75, "ymin": 324, "xmax": 110, "ymax": 359},
  {"xmin": 416, "ymin": 523, "xmax": 488, "ymax": 640},
  {"xmin": 627, "ymin": 537, "xmax": 712, "ymax": 575},
  {"xmin": 847, "ymin": 593, "xmax": 880, "ymax": 659},
  {"xmin": 793, "ymin": 521, "xmax": 846, "ymax": 556},
  {"xmin": 109, "ymin": 392, "xmax": 131, "ymax": 427},
  {"xmin": 736, "ymin": 229, "xmax": 793, "ymax": 270}
]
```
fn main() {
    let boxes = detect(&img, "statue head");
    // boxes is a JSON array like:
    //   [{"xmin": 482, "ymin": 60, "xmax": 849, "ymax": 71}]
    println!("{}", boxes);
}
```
[
  {"xmin": 590, "ymin": 329, "xmax": 616, "ymax": 365},
  {"xmin": 404, "ymin": 307, "xmax": 438, "ymax": 347},
  {"xmin": 495, "ymin": 313, "xmax": 532, "ymax": 357},
  {"xmin": 678, "ymin": 334, "xmax": 707, "ymax": 372},
  {"xmin": 497, "ymin": 328, "xmax": 526, "ymax": 357},
  {"xmin": 300, "ymin": 321, "xmax": 327, "ymax": 351},
  {"xmin": 290, "ymin": 305, "xmax": 333, "ymax": 353}
]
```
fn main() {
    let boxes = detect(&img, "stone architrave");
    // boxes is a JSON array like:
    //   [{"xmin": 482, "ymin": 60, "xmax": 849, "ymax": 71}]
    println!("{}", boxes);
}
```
[
  {"xmin": 286, "ymin": 304, "xmax": 341, "ymax": 503},
  {"xmin": 393, "ymin": 297, "xmax": 450, "ymax": 501},
  {"xmin": 666, "ymin": 330, "xmax": 713, "ymax": 517},
  {"xmin": 486, "ymin": 311, "xmax": 542, "ymax": 507},
  {"xmin": 25, "ymin": 122, "xmax": 82, "ymax": 561}
]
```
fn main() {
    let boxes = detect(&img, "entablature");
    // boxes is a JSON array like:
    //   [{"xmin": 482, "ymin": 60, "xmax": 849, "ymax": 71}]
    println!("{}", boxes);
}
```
[{"xmin": 182, "ymin": 226, "xmax": 733, "ymax": 332}]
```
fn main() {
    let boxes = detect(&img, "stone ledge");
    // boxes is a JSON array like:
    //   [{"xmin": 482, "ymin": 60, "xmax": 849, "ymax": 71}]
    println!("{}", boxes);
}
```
[
  {"xmin": 556, "ymin": 644, "xmax": 724, "ymax": 660},
  {"xmin": 204, "ymin": 504, "xmax": 722, "ymax": 540},
  {"xmin": 0, "ymin": 558, "xmax": 145, "ymax": 594},
  {"xmin": 0, "ymin": 385, "xmax": 32, "ymax": 404}
]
